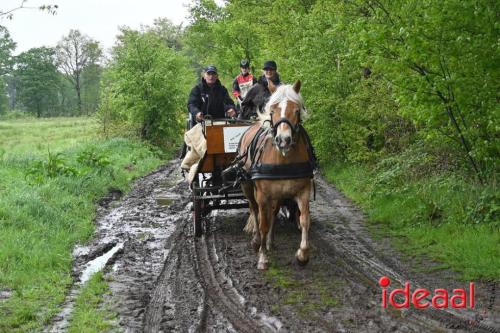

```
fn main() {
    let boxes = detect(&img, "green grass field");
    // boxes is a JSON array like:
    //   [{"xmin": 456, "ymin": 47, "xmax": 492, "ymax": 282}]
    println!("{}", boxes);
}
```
[
  {"xmin": 324, "ymin": 164, "xmax": 499, "ymax": 281},
  {"xmin": 0, "ymin": 117, "xmax": 100, "ymax": 158},
  {"xmin": 0, "ymin": 117, "xmax": 166, "ymax": 332}
]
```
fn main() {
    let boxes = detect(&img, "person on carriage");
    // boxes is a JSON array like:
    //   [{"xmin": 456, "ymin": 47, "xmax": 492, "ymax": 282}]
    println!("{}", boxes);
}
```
[
  {"xmin": 232, "ymin": 59, "xmax": 257, "ymax": 110},
  {"xmin": 187, "ymin": 65, "xmax": 237, "ymax": 128},
  {"xmin": 258, "ymin": 60, "xmax": 281, "ymax": 92},
  {"xmin": 239, "ymin": 60, "xmax": 281, "ymax": 119}
]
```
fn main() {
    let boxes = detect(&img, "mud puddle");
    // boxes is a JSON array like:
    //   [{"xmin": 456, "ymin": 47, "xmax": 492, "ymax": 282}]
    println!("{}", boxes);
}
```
[{"xmin": 46, "ymin": 161, "xmax": 498, "ymax": 332}]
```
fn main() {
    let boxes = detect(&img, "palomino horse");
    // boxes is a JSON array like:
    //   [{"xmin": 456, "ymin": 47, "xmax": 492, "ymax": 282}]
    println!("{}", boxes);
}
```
[{"xmin": 237, "ymin": 80, "xmax": 315, "ymax": 270}]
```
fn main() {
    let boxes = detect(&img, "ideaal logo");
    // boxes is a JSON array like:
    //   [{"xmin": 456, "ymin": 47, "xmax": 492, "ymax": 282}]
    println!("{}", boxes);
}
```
[{"xmin": 379, "ymin": 276, "xmax": 475, "ymax": 309}]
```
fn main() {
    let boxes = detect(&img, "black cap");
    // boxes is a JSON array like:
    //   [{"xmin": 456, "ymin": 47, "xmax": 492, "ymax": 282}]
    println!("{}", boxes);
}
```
[
  {"xmin": 240, "ymin": 59, "xmax": 250, "ymax": 68},
  {"xmin": 262, "ymin": 60, "xmax": 277, "ymax": 70},
  {"xmin": 204, "ymin": 65, "xmax": 218, "ymax": 74}
]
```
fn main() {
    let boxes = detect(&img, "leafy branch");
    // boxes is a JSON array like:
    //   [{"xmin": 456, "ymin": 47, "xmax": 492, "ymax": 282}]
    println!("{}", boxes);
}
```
[{"xmin": 1, "ymin": 0, "xmax": 58, "ymax": 20}]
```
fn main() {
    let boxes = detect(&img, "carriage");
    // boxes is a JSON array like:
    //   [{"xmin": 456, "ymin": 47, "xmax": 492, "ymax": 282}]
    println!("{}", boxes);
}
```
[
  {"xmin": 190, "ymin": 118, "xmax": 253, "ymax": 237},
  {"xmin": 187, "ymin": 81, "xmax": 315, "ymax": 270}
]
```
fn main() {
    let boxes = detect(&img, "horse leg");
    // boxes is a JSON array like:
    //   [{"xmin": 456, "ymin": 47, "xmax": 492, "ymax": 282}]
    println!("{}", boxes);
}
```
[
  {"xmin": 250, "ymin": 200, "xmax": 261, "ymax": 252},
  {"xmin": 256, "ymin": 195, "xmax": 275, "ymax": 270},
  {"xmin": 295, "ymin": 190, "xmax": 311, "ymax": 265},
  {"xmin": 266, "ymin": 203, "xmax": 280, "ymax": 251},
  {"xmin": 242, "ymin": 182, "xmax": 260, "ymax": 252}
]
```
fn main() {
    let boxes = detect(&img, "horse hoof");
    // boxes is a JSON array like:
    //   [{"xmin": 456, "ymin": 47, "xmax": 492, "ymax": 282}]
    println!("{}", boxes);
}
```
[
  {"xmin": 296, "ymin": 250, "xmax": 309, "ymax": 266},
  {"xmin": 296, "ymin": 256, "xmax": 309, "ymax": 266},
  {"xmin": 257, "ymin": 261, "xmax": 269, "ymax": 270}
]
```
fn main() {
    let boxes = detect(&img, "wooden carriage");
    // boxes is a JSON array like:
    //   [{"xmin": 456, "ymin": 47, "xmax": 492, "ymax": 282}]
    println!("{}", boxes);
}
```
[{"xmin": 191, "ymin": 118, "xmax": 253, "ymax": 237}]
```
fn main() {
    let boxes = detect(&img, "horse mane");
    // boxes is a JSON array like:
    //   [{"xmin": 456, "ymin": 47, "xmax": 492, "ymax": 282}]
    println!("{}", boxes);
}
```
[{"xmin": 258, "ymin": 84, "xmax": 307, "ymax": 128}]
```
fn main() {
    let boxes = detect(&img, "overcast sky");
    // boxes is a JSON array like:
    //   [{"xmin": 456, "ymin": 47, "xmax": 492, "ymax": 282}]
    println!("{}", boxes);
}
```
[{"xmin": 1, "ymin": 0, "xmax": 192, "ymax": 55}]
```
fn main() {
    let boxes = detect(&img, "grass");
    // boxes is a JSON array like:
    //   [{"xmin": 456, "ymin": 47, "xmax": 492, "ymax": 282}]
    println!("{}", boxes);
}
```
[
  {"xmin": 264, "ymin": 263, "xmax": 340, "ymax": 318},
  {"xmin": 0, "ymin": 117, "xmax": 100, "ymax": 158},
  {"xmin": 68, "ymin": 272, "xmax": 117, "ymax": 333},
  {"xmin": 323, "ymin": 163, "xmax": 500, "ymax": 281},
  {"xmin": 0, "ymin": 117, "xmax": 167, "ymax": 332}
]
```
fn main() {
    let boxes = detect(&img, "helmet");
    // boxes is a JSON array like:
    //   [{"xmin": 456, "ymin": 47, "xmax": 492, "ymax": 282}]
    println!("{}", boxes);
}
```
[{"xmin": 240, "ymin": 59, "xmax": 250, "ymax": 68}]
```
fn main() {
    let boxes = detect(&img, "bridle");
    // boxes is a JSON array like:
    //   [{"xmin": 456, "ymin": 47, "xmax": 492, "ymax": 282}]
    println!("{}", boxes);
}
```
[{"xmin": 269, "ymin": 107, "xmax": 302, "ymax": 140}]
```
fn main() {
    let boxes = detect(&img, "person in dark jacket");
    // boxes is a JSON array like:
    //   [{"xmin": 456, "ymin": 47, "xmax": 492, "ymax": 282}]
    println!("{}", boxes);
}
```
[
  {"xmin": 240, "ymin": 60, "xmax": 281, "ymax": 119},
  {"xmin": 257, "ymin": 60, "xmax": 281, "ymax": 90},
  {"xmin": 187, "ymin": 65, "xmax": 236, "ymax": 127}
]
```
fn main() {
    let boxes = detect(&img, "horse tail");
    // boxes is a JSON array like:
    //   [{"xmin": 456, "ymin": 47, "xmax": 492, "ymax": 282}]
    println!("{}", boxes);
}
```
[{"xmin": 243, "ymin": 212, "xmax": 257, "ymax": 234}]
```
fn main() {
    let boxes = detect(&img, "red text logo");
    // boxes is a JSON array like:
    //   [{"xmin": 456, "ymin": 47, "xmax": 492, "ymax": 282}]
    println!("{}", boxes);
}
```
[{"xmin": 379, "ymin": 276, "xmax": 475, "ymax": 309}]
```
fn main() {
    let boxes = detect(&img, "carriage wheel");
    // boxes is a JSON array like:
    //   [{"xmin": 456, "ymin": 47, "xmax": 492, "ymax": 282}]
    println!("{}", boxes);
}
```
[{"xmin": 193, "ymin": 196, "xmax": 203, "ymax": 237}]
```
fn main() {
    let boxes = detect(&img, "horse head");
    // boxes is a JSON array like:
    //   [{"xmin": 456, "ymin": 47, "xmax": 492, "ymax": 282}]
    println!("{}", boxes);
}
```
[{"xmin": 263, "ymin": 80, "xmax": 305, "ymax": 156}]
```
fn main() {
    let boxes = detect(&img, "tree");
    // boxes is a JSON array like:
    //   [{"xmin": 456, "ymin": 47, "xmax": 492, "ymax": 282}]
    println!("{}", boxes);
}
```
[
  {"xmin": 14, "ymin": 47, "xmax": 59, "ymax": 117},
  {"xmin": 0, "ymin": 25, "xmax": 16, "ymax": 76},
  {"xmin": 184, "ymin": 0, "xmax": 498, "ymax": 179},
  {"xmin": 80, "ymin": 61, "xmax": 102, "ymax": 115},
  {"xmin": 56, "ymin": 29, "xmax": 102, "ymax": 114},
  {"xmin": 98, "ymin": 27, "xmax": 192, "ymax": 147},
  {"xmin": 149, "ymin": 18, "xmax": 184, "ymax": 50},
  {"xmin": 0, "ymin": 25, "xmax": 16, "ymax": 114},
  {"xmin": 184, "ymin": 0, "xmax": 263, "ymax": 79},
  {"xmin": 0, "ymin": 76, "xmax": 8, "ymax": 114}
]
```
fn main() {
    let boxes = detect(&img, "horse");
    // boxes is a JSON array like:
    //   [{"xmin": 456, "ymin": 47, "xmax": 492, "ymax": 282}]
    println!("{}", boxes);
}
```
[
  {"xmin": 236, "ymin": 80, "xmax": 315, "ymax": 270},
  {"xmin": 239, "ymin": 82, "xmax": 271, "ymax": 120}
]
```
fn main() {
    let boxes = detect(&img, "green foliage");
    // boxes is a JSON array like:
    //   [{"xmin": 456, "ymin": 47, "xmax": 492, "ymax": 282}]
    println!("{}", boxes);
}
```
[
  {"xmin": 25, "ymin": 151, "xmax": 78, "ymax": 184},
  {"xmin": 0, "ymin": 25, "xmax": 16, "ymax": 76},
  {"xmin": 0, "ymin": 76, "xmax": 8, "ymax": 114},
  {"xmin": 184, "ymin": 0, "xmax": 263, "ymax": 80},
  {"xmin": 98, "ymin": 24, "xmax": 192, "ymax": 147},
  {"xmin": 77, "ymin": 147, "xmax": 114, "ymax": 179},
  {"xmin": 325, "ymin": 162, "xmax": 500, "ymax": 280},
  {"xmin": 77, "ymin": 148, "xmax": 111, "ymax": 170},
  {"xmin": 80, "ymin": 62, "xmax": 102, "ymax": 115},
  {"xmin": 14, "ymin": 47, "xmax": 60, "ymax": 117},
  {"xmin": 466, "ymin": 189, "xmax": 499, "ymax": 229},
  {"xmin": 184, "ymin": 0, "xmax": 498, "ymax": 179}
]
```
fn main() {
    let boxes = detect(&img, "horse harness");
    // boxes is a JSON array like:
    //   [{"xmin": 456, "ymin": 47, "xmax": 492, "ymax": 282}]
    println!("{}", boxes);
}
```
[{"xmin": 231, "ymin": 108, "xmax": 317, "ymax": 181}]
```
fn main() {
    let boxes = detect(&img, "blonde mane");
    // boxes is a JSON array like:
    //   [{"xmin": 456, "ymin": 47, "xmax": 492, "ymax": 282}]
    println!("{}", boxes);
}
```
[{"xmin": 258, "ymin": 84, "xmax": 307, "ymax": 127}]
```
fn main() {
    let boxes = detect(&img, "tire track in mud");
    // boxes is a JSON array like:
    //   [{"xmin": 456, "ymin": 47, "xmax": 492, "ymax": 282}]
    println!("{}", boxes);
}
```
[
  {"xmin": 142, "ymin": 211, "xmax": 279, "ymax": 332},
  {"xmin": 142, "ymin": 216, "xmax": 205, "ymax": 332},
  {"xmin": 194, "ymin": 232, "xmax": 265, "ymax": 333}
]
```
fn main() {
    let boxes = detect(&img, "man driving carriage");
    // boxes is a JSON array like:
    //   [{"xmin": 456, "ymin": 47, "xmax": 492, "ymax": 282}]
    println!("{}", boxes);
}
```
[{"xmin": 187, "ymin": 65, "xmax": 237, "ymax": 128}]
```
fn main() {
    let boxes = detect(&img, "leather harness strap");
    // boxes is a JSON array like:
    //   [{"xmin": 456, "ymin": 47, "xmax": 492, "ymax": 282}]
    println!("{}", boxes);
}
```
[{"xmin": 247, "ymin": 124, "xmax": 316, "ymax": 180}]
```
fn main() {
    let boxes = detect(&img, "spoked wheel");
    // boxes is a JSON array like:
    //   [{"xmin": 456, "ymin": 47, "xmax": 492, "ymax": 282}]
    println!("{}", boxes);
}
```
[{"xmin": 193, "ymin": 195, "xmax": 203, "ymax": 237}]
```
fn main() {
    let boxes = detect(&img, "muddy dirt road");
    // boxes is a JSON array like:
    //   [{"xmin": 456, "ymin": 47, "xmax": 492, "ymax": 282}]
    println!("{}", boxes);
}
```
[{"xmin": 48, "ymin": 162, "xmax": 499, "ymax": 332}]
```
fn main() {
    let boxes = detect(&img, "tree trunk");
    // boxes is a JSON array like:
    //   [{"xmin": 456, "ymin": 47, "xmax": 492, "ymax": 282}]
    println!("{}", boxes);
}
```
[{"xmin": 76, "ymin": 75, "xmax": 82, "ymax": 115}]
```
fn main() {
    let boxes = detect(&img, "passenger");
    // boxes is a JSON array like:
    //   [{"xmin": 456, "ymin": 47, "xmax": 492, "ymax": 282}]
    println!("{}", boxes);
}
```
[
  {"xmin": 258, "ymin": 60, "xmax": 281, "ymax": 96},
  {"xmin": 187, "ymin": 65, "xmax": 236, "ymax": 128},
  {"xmin": 232, "ymin": 59, "xmax": 257, "ymax": 109},
  {"xmin": 239, "ymin": 60, "xmax": 281, "ymax": 119}
]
